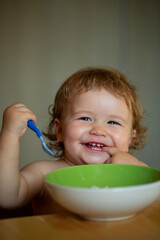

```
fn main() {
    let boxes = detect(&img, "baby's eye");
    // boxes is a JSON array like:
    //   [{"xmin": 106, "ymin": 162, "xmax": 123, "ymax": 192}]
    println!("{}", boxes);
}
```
[
  {"xmin": 108, "ymin": 120, "xmax": 120, "ymax": 125},
  {"xmin": 79, "ymin": 117, "xmax": 92, "ymax": 122}
]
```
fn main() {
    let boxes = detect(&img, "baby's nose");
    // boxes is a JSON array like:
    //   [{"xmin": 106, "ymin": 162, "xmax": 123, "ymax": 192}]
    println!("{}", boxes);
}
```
[{"xmin": 89, "ymin": 124, "xmax": 107, "ymax": 137}]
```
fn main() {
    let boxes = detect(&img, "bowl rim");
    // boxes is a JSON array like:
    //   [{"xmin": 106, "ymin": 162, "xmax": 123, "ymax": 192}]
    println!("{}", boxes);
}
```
[
  {"xmin": 45, "ymin": 164, "xmax": 160, "ymax": 175},
  {"xmin": 44, "ymin": 164, "xmax": 160, "ymax": 192},
  {"xmin": 45, "ymin": 178, "xmax": 160, "ymax": 193}
]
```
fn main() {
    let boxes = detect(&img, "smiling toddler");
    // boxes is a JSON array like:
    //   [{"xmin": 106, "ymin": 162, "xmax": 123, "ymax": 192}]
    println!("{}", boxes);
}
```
[{"xmin": 0, "ymin": 67, "xmax": 148, "ymax": 215}]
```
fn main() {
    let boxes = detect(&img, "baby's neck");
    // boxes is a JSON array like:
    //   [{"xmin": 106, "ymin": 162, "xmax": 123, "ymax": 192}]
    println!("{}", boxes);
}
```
[{"xmin": 64, "ymin": 159, "xmax": 79, "ymax": 167}]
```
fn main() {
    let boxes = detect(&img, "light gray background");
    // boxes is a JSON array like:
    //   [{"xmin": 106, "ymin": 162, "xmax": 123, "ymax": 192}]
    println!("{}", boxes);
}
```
[{"xmin": 0, "ymin": 0, "xmax": 160, "ymax": 169}]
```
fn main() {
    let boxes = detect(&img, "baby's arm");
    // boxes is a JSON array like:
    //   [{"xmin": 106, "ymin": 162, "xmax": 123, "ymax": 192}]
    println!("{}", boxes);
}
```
[
  {"xmin": 103, "ymin": 147, "xmax": 148, "ymax": 167},
  {"xmin": 0, "ymin": 103, "xmax": 40, "ymax": 208}
]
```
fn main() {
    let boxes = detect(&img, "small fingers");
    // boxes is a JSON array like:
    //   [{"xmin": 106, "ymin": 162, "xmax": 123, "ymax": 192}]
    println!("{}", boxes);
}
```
[
  {"xmin": 14, "ymin": 103, "xmax": 33, "ymax": 114},
  {"xmin": 3, "ymin": 103, "xmax": 37, "ymax": 135},
  {"xmin": 12, "ymin": 103, "xmax": 37, "ymax": 122},
  {"xmin": 103, "ymin": 147, "xmax": 120, "ymax": 164},
  {"xmin": 102, "ymin": 146, "xmax": 118, "ymax": 156},
  {"xmin": 14, "ymin": 103, "xmax": 26, "ymax": 108}
]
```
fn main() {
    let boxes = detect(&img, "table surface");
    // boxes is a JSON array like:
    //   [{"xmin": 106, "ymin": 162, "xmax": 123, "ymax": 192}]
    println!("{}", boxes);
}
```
[{"xmin": 0, "ymin": 202, "xmax": 160, "ymax": 240}]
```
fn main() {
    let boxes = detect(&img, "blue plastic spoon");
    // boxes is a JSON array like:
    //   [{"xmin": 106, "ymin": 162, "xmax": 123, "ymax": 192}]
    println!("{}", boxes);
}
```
[{"xmin": 27, "ymin": 120, "xmax": 54, "ymax": 156}]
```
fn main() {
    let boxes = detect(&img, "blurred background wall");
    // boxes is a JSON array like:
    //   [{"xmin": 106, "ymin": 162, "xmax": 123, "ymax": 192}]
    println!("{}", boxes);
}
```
[{"xmin": 0, "ymin": 0, "xmax": 160, "ymax": 169}]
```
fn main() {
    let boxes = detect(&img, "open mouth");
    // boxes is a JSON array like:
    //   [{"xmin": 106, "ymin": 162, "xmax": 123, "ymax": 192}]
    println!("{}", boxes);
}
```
[{"xmin": 84, "ymin": 142, "xmax": 105, "ymax": 151}]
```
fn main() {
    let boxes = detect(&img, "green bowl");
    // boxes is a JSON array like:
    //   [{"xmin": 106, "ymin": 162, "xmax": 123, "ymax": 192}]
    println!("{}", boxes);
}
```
[
  {"xmin": 45, "ymin": 164, "xmax": 160, "ymax": 221},
  {"xmin": 45, "ymin": 164, "xmax": 160, "ymax": 188}
]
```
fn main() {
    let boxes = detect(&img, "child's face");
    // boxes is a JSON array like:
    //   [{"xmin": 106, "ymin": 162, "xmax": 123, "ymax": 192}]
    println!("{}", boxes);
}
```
[{"xmin": 56, "ymin": 89, "xmax": 135, "ymax": 165}]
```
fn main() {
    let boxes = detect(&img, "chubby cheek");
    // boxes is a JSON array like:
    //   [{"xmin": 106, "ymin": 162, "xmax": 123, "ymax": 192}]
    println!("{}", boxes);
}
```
[
  {"xmin": 64, "ymin": 121, "xmax": 85, "ymax": 138},
  {"xmin": 63, "ymin": 126, "xmax": 85, "ymax": 162},
  {"xmin": 113, "ymin": 133, "xmax": 130, "ymax": 152},
  {"xmin": 62, "ymin": 123, "xmax": 83, "ymax": 147}
]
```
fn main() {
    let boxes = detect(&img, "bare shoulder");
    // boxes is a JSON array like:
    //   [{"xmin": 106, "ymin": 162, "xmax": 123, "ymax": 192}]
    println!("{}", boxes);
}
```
[
  {"xmin": 21, "ymin": 159, "xmax": 68, "ymax": 177},
  {"xmin": 17, "ymin": 160, "xmax": 68, "ymax": 203},
  {"xmin": 19, "ymin": 159, "xmax": 69, "ymax": 199}
]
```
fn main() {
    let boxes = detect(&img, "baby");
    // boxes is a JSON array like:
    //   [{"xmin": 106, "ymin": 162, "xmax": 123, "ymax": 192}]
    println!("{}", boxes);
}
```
[{"xmin": 0, "ymin": 67, "xmax": 148, "ymax": 215}]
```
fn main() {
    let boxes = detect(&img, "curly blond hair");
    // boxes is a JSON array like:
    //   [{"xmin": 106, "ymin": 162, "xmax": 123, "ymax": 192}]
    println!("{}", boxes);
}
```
[{"xmin": 44, "ymin": 67, "xmax": 148, "ymax": 157}]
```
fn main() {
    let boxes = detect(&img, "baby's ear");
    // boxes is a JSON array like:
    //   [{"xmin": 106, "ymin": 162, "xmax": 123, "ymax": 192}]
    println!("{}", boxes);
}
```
[
  {"xmin": 129, "ymin": 129, "xmax": 136, "ymax": 145},
  {"xmin": 54, "ymin": 119, "xmax": 63, "ymax": 141}
]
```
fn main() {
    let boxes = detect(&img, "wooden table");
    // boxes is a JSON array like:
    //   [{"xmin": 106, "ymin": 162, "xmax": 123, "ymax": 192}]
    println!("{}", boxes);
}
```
[{"xmin": 0, "ymin": 202, "xmax": 160, "ymax": 240}]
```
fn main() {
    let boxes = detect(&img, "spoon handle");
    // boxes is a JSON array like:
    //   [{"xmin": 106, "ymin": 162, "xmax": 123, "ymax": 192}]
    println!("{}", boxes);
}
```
[{"xmin": 27, "ymin": 120, "xmax": 42, "ymax": 138}]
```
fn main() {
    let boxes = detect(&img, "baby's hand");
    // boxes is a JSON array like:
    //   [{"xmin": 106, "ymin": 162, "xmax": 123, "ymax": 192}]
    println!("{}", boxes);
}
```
[
  {"xmin": 103, "ymin": 147, "xmax": 148, "ymax": 167},
  {"xmin": 1, "ymin": 103, "xmax": 37, "ymax": 137}
]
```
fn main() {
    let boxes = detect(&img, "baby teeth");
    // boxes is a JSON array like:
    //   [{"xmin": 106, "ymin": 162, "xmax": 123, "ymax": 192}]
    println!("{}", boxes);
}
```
[
  {"xmin": 91, "ymin": 143, "xmax": 96, "ymax": 146},
  {"xmin": 88, "ymin": 143, "xmax": 103, "ymax": 147},
  {"xmin": 92, "ymin": 147, "xmax": 101, "ymax": 151}
]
